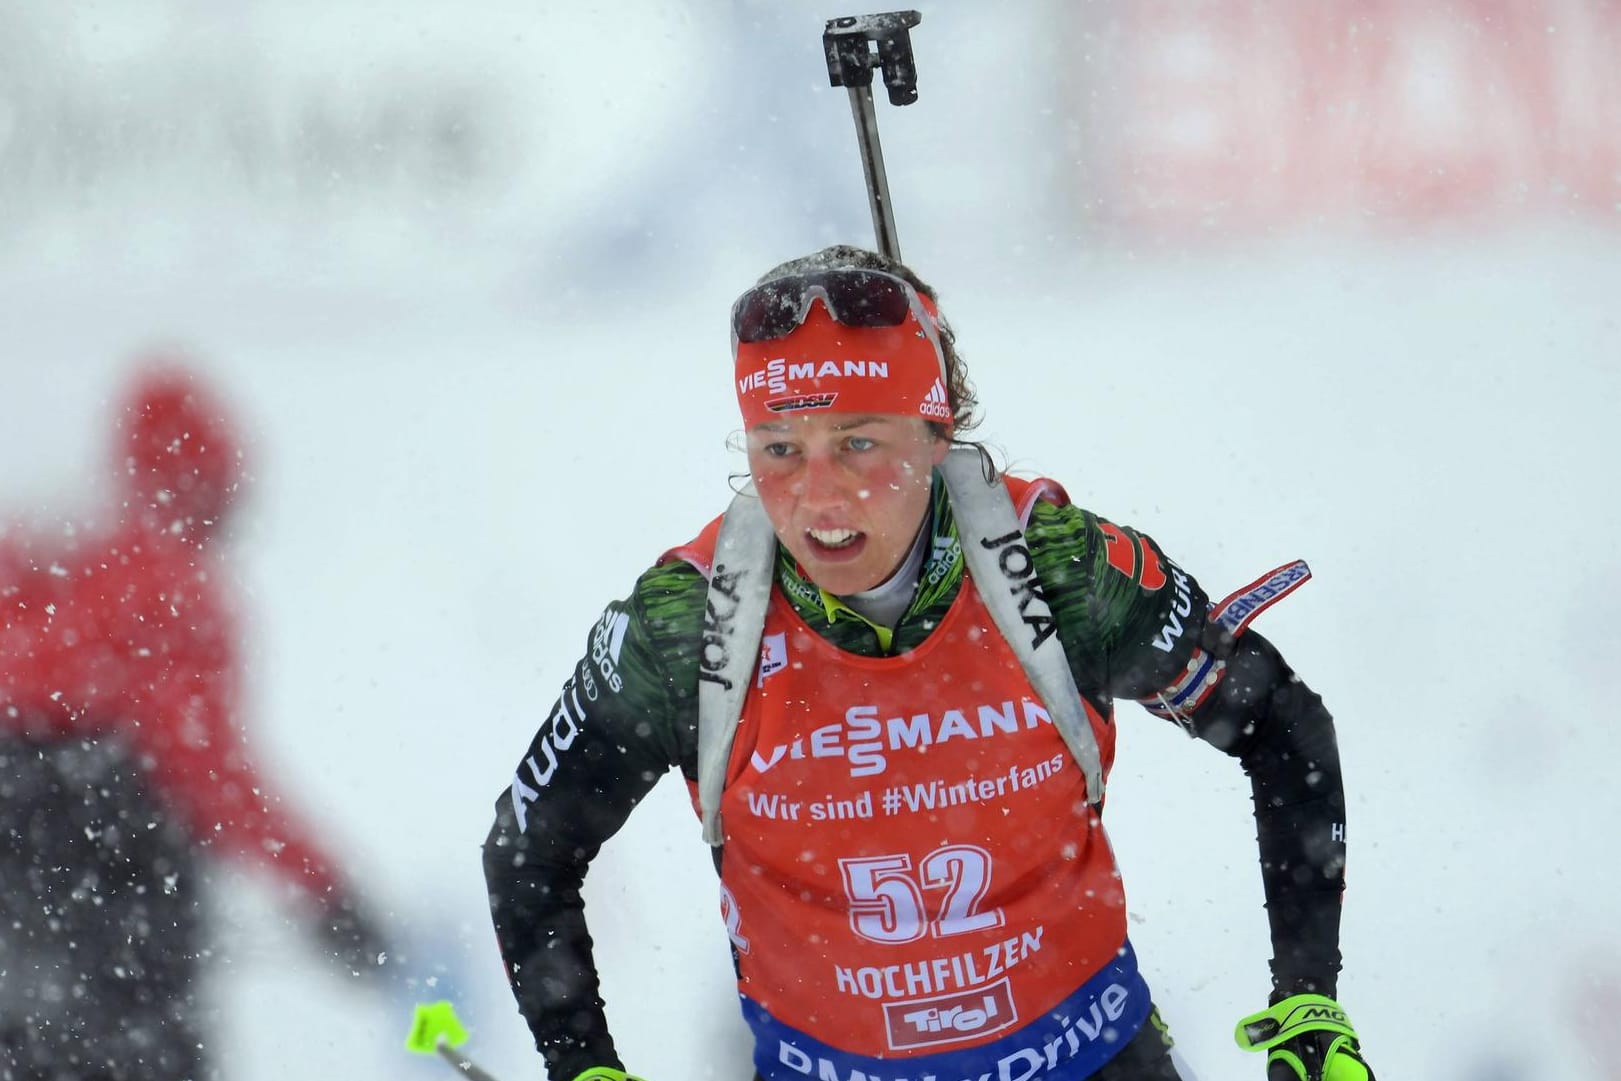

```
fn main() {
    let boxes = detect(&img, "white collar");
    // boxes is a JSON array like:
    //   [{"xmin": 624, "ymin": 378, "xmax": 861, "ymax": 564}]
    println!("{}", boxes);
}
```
[{"xmin": 832, "ymin": 521, "xmax": 929, "ymax": 630}]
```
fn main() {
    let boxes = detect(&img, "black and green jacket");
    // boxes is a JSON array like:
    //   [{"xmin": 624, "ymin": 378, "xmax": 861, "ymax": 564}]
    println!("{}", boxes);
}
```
[{"xmin": 483, "ymin": 473, "xmax": 1349, "ymax": 1081}]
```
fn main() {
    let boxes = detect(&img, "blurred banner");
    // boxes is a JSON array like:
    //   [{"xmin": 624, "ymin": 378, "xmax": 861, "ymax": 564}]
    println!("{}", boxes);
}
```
[
  {"xmin": 10, "ymin": 1, "xmax": 1611, "ymax": 266},
  {"xmin": 0, "ymin": 5, "xmax": 529, "ymax": 219},
  {"xmin": 0, "ymin": 4, "xmax": 718, "ymax": 255},
  {"xmin": 1062, "ymin": 0, "xmax": 1621, "ymax": 236}
]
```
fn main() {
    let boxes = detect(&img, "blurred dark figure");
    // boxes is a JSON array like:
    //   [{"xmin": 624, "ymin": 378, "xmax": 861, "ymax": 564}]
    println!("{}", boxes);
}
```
[{"xmin": 0, "ymin": 361, "xmax": 388, "ymax": 1081}]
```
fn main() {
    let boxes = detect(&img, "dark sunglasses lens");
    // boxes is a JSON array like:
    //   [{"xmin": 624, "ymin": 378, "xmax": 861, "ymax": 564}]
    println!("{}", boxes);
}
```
[
  {"xmin": 825, "ymin": 271, "xmax": 912, "ymax": 327},
  {"xmin": 733, "ymin": 279, "xmax": 806, "ymax": 343},
  {"xmin": 732, "ymin": 271, "xmax": 913, "ymax": 343}
]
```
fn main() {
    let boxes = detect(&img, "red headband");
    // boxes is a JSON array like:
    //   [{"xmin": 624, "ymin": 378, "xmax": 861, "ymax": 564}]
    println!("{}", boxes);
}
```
[{"xmin": 733, "ymin": 300, "xmax": 949, "ymax": 429}]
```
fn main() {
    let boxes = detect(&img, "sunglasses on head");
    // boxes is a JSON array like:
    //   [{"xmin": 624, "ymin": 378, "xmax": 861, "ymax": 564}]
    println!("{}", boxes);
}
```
[{"xmin": 730, "ymin": 268, "xmax": 941, "ymax": 350}]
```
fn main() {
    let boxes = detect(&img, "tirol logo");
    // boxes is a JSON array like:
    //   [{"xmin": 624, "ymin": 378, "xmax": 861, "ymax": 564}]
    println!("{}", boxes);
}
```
[
  {"xmin": 757, "ymin": 632, "xmax": 788, "ymax": 687},
  {"xmin": 884, "ymin": 977, "xmax": 1018, "ymax": 1050},
  {"xmin": 766, "ymin": 392, "xmax": 838, "ymax": 413}
]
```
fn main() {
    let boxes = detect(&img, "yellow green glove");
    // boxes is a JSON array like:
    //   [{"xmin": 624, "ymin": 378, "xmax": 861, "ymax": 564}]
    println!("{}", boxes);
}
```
[
  {"xmin": 571, "ymin": 1069, "xmax": 649, "ymax": 1081},
  {"xmin": 1235, "ymin": 994, "xmax": 1375, "ymax": 1081}
]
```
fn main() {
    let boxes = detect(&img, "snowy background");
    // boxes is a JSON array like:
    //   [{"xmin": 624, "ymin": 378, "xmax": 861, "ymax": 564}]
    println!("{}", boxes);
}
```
[{"xmin": 3, "ymin": 3, "xmax": 1620, "ymax": 1080}]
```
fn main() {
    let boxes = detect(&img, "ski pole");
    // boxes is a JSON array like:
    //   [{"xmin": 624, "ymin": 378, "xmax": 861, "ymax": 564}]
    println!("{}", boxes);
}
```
[
  {"xmin": 406, "ymin": 1000, "xmax": 503, "ymax": 1081},
  {"xmin": 821, "ymin": 10, "xmax": 924, "ymax": 262}
]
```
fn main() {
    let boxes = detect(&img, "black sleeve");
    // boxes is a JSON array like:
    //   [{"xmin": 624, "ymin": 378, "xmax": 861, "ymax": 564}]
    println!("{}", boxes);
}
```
[
  {"xmin": 1025, "ymin": 502, "xmax": 1344, "ymax": 995},
  {"xmin": 1183, "ymin": 627, "xmax": 1347, "ymax": 999},
  {"xmin": 481, "ymin": 564, "xmax": 703, "ymax": 1081}
]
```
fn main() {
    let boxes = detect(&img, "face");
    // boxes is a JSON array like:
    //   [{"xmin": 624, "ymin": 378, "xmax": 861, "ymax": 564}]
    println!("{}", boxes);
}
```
[{"xmin": 747, "ymin": 413, "xmax": 951, "ymax": 595}]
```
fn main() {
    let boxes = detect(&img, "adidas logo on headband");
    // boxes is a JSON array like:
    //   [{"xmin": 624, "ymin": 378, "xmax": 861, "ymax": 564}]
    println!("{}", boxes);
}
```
[{"xmin": 920, "ymin": 378, "xmax": 951, "ymax": 420}]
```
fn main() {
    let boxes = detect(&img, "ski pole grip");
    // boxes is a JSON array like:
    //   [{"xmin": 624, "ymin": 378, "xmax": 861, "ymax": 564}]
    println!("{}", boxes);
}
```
[{"xmin": 822, "ymin": 11, "xmax": 922, "ymax": 107}]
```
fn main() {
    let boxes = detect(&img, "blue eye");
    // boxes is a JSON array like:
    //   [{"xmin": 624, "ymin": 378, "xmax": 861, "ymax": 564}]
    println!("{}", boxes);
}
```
[
  {"xmin": 846, "ymin": 436, "xmax": 876, "ymax": 452},
  {"xmin": 764, "ymin": 442, "xmax": 795, "ymax": 457}
]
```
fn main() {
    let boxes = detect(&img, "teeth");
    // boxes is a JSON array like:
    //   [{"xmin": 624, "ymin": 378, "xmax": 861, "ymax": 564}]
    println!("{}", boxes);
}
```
[{"xmin": 808, "ymin": 528, "xmax": 859, "ymax": 548}]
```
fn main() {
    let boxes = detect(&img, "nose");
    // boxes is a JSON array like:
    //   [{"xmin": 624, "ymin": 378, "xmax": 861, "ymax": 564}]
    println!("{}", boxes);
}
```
[{"xmin": 796, "ymin": 447, "xmax": 849, "ymax": 512}]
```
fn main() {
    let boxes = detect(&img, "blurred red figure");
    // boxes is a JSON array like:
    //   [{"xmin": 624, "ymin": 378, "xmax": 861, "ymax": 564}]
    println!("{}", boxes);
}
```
[{"xmin": 0, "ymin": 361, "xmax": 386, "ymax": 1081}]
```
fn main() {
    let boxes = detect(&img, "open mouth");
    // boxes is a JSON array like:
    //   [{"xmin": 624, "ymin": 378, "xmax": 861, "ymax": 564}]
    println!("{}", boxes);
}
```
[
  {"xmin": 808, "ymin": 527, "xmax": 860, "ymax": 549},
  {"xmin": 805, "ymin": 527, "xmax": 866, "ymax": 560}
]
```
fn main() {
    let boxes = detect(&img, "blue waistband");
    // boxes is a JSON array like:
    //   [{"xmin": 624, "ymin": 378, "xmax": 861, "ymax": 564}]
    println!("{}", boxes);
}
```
[{"xmin": 746, "ymin": 939, "xmax": 1152, "ymax": 1081}]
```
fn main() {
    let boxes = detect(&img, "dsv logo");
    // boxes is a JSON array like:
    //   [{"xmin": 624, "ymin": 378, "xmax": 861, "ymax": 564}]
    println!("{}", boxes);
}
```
[
  {"xmin": 699, "ymin": 565, "xmax": 746, "ymax": 691},
  {"xmin": 980, "ymin": 529, "xmax": 1057, "ymax": 649}
]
